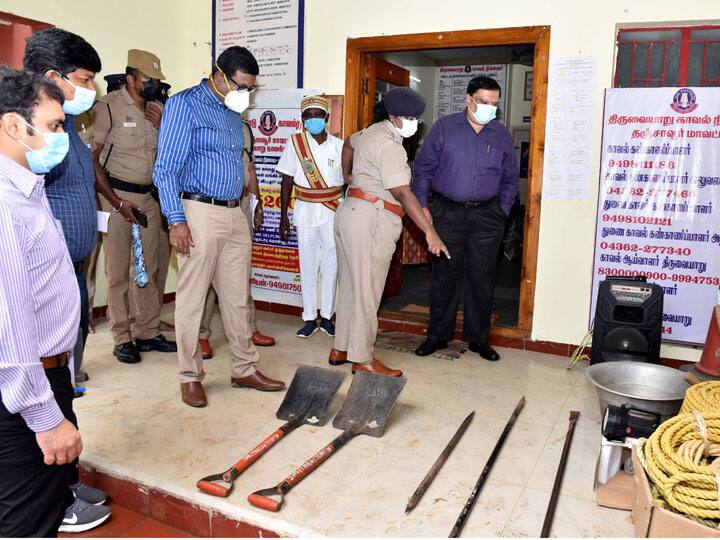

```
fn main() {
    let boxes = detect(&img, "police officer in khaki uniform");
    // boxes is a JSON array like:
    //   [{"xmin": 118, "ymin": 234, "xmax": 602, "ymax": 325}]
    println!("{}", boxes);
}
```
[
  {"xmin": 198, "ymin": 120, "xmax": 275, "ymax": 360},
  {"xmin": 92, "ymin": 49, "xmax": 176, "ymax": 363},
  {"xmin": 328, "ymin": 88, "xmax": 449, "ymax": 377}
]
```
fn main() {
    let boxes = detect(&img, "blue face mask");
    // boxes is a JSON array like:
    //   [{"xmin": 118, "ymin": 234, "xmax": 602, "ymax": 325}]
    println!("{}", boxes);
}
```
[
  {"xmin": 17, "ymin": 118, "xmax": 70, "ymax": 174},
  {"xmin": 304, "ymin": 117, "xmax": 326, "ymax": 135},
  {"xmin": 60, "ymin": 75, "xmax": 96, "ymax": 115},
  {"xmin": 469, "ymin": 96, "xmax": 497, "ymax": 125}
]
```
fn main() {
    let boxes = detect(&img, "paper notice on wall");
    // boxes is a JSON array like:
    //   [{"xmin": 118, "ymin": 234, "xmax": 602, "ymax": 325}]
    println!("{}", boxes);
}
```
[
  {"xmin": 542, "ymin": 56, "xmax": 598, "ymax": 200},
  {"xmin": 213, "ymin": 0, "xmax": 304, "ymax": 89},
  {"xmin": 435, "ymin": 64, "xmax": 508, "ymax": 123}
]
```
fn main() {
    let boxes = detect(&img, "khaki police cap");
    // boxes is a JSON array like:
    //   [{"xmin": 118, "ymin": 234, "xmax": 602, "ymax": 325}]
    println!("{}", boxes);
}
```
[{"xmin": 127, "ymin": 49, "xmax": 165, "ymax": 80}]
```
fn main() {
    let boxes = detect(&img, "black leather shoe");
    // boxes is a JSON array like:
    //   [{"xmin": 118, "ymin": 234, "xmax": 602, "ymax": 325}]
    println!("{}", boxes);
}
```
[
  {"xmin": 414, "ymin": 339, "xmax": 448, "ymax": 357},
  {"xmin": 469, "ymin": 341, "xmax": 500, "ymax": 361},
  {"xmin": 113, "ymin": 341, "xmax": 141, "ymax": 364},
  {"xmin": 135, "ymin": 334, "xmax": 177, "ymax": 353}
]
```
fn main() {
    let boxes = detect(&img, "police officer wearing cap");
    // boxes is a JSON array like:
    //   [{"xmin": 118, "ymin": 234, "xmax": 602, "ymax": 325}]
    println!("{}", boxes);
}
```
[
  {"xmin": 91, "ymin": 49, "xmax": 176, "ymax": 364},
  {"xmin": 329, "ymin": 88, "xmax": 449, "ymax": 377}
]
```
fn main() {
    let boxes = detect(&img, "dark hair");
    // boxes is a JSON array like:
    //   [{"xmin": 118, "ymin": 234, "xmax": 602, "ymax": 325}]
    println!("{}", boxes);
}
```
[
  {"xmin": 373, "ymin": 100, "xmax": 389, "ymax": 123},
  {"xmin": 214, "ymin": 46, "xmax": 259, "ymax": 77},
  {"xmin": 467, "ymin": 76, "xmax": 501, "ymax": 96},
  {"xmin": 23, "ymin": 28, "xmax": 101, "ymax": 76},
  {"xmin": 0, "ymin": 66, "xmax": 64, "ymax": 128}
]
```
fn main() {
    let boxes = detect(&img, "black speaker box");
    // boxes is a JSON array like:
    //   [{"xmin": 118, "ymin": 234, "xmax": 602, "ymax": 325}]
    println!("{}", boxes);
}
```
[{"xmin": 590, "ymin": 276, "xmax": 664, "ymax": 365}]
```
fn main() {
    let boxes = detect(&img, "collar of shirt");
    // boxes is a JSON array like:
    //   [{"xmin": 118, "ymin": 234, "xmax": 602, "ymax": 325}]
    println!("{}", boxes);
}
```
[
  {"xmin": 64, "ymin": 114, "xmax": 75, "ymax": 132},
  {"xmin": 381, "ymin": 119, "xmax": 403, "ymax": 143},
  {"xmin": 119, "ymin": 86, "xmax": 137, "ymax": 107},
  {"xmin": 455, "ymin": 110, "xmax": 500, "ymax": 135},
  {"xmin": 0, "ymin": 152, "xmax": 44, "ymax": 198},
  {"xmin": 198, "ymin": 78, "xmax": 225, "ymax": 108}
]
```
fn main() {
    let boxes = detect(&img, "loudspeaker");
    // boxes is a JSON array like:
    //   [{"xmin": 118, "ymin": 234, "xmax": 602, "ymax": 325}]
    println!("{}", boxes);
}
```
[{"xmin": 591, "ymin": 276, "xmax": 664, "ymax": 365}]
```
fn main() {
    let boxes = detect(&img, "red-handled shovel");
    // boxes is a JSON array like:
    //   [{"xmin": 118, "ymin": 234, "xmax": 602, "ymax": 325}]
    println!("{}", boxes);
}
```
[
  {"xmin": 248, "ymin": 371, "xmax": 406, "ymax": 512},
  {"xmin": 197, "ymin": 366, "xmax": 344, "ymax": 497}
]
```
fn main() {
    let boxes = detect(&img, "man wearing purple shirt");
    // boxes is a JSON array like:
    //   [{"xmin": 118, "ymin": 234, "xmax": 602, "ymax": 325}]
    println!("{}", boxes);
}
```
[
  {"xmin": 412, "ymin": 76, "xmax": 518, "ymax": 361},
  {"xmin": 0, "ymin": 68, "xmax": 84, "ymax": 537}
]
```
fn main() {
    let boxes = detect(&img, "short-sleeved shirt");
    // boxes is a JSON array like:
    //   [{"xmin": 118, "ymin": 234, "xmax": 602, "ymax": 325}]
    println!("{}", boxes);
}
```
[
  {"xmin": 93, "ymin": 87, "xmax": 160, "ymax": 185},
  {"xmin": 276, "ymin": 132, "xmax": 343, "ymax": 227},
  {"xmin": 348, "ymin": 120, "xmax": 410, "ymax": 205}
]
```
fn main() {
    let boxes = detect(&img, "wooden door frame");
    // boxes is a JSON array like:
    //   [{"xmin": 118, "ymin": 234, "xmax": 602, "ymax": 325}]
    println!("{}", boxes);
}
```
[{"xmin": 343, "ymin": 26, "xmax": 550, "ymax": 339}]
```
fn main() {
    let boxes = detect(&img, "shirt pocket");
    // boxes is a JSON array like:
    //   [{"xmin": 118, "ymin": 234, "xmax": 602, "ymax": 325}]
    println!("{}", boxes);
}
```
[{"xmin": 484, "ymin": 144, "xmax": 504, "ymax": 173}]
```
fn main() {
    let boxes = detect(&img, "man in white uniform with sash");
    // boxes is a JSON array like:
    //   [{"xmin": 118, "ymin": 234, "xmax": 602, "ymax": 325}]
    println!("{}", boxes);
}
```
[{"xmin": 277, "ymin": 96, "xmax": 343, "ymax": 338}]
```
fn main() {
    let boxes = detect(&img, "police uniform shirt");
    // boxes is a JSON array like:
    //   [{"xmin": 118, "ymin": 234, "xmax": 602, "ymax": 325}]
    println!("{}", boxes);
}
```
[
  {"xmin": 348, "ymin": 120, "xmax": 410, "ymax": 205},
  {"xmin": 93, "ymin": 87, "xmax": 161, "ymax": 185},
  {"xmin": 276, "ymin": 132, "xmax": 343, "ymax": 227}
]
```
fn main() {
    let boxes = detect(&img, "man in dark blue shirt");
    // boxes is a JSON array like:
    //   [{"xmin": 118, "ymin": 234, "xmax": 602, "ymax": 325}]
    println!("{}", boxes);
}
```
[{"xmin": 412, "ymin": 76, "xmax": 519, "ymax": 361}]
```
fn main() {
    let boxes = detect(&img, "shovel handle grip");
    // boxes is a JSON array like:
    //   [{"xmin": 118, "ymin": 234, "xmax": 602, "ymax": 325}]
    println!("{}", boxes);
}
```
[
  {"xmin": 231, "ymin": 428, "xmax": 286, "ymax": 474},
  {"xmin": 248, "ymin": 492, "xmax": 282, "ymax": 512},
  {"xmin": 197, "ymin": 480, "xmax": 230, "ymax": 498}
]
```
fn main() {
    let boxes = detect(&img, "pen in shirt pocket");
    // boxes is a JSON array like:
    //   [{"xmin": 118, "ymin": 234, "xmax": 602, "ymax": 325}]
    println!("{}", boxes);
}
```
[{"xmin": 486, "ymin": 143, "xmax": 490, "ymax": 154}]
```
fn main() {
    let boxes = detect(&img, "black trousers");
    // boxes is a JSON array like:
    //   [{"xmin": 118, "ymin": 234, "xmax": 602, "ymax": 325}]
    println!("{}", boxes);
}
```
[
  {"xmin": 428, "ymin": 195, "xmax": 506, "ymax": 343},
  {"xmin": 0, "ymin": 366, "xmax": 77, "ymax": 538}
]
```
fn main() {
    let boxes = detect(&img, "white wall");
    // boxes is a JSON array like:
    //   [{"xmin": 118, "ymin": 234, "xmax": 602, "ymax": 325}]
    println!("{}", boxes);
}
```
[{"xmin": 377, "ymin": 51, "xmax": 438, "ymax": 128}]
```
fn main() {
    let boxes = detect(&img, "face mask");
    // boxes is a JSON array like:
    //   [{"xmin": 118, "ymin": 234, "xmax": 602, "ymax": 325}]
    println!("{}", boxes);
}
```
[
  {"xmin": 304, "ymin": 117, "xmax": 326, "ymax": 135},
  {"xmin": 16, "ymin": 117, "xmax": 70, "ymax": 174},
  {"xmin": 140, "ymin": 79, "xmax": 162, "ymax": 101},
  {"xmin": 60, "ymin": 75, "xmax": 96, "ymax": 115},
  {"xmin": 395, "ymin": 117, "xmax": 418, "ymax": 138},
  {"xmin": 211, "ymin": 69, "xmax": 251, "ymax": 114},
  {"xmin": 469, "ymin": 97, "xmax": 497, "ymax": 125}
]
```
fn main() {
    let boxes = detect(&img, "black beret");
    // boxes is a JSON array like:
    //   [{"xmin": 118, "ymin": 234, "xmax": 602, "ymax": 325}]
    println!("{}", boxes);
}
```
[
  {"xmin": 383, "ymin": 87, "xmax": 426, "ymax": 117},
  {"xmin": 103, "ymin": 73, "xmax": 126, "ymax": 90}
]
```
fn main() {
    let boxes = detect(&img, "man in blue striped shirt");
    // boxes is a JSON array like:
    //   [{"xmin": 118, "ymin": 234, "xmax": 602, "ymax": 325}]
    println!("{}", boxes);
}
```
[{"xmin": 154, "ymin": 46, "xmax": 285, "ymax": 407}]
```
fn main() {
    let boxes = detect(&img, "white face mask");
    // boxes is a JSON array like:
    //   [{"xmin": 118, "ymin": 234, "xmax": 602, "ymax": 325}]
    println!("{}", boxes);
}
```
[
  {"xmin": 469, "ymin": 96, "xmax": 497, "ymax": 125},
  {"xmin": 58, "ymin": 74, "xmax": 96, "ymax": 115},
  {"xmin": 395, "ymin": 117, "xmax": 418, "ymax": 138},
  {"xmin": 224, "ymin": 90, "xmax": 250, "ymax": 114}
]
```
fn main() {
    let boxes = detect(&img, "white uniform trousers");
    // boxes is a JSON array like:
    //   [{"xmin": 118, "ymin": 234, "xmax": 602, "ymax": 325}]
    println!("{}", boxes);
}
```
[{"xmin": 296, "ymin": 218, "xmax": 337, "ymax": 321}]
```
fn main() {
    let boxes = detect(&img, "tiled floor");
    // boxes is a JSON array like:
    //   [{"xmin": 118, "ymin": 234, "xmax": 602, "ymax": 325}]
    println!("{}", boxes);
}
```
[
  {"xmin": 59, "ymin": 503, "xmax": 192, "ymax": 538},
  {"xmin": 73, "ymin": 307, "xmax": 635, "ymax": 537}
]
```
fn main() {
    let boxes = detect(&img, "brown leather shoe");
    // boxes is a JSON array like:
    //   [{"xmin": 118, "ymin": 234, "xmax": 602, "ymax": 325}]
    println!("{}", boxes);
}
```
[
  {"xmin": 181, "ymin": 382, "xmax": 207, "ymax": 407},
  {"xmin": 328, "ymin": 348, "xmax": 350, "ymax": 366},
  {"xmin": 198, "ymin": 339, "xmax": 213, "ymax": 360},
  {"xmin": 252, "ymin": 331, "xmax": 276, "ymax": 347},
  {"xmin": 351, "ymin": 359, "xmax": 403, "ymax": 378},
  {"xmin": 231, "ymin": 371, "xmax": 286, "ymax": 392}
]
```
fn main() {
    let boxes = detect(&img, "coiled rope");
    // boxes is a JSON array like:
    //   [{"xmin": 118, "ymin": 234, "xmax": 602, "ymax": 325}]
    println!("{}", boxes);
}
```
[
  {"xmin": 681, "ymin": 381, "xmax": 720, "ymax": 415},
  {"xmin": 641, "ymin": 412, "xmax": 720, "ymax": 522}
]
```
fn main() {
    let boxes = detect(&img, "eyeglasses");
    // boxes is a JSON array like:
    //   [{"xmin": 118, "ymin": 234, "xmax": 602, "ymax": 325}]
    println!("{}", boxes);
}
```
[{"xmin": 227, "ymin": 74, "xmax": 257, "ymax": 94}]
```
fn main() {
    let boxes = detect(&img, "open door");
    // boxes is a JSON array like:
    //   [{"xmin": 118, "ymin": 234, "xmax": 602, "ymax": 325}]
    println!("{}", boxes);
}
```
[{"xmin": 360, "ymin": 56, "xmax": 410, "ymax": 298}]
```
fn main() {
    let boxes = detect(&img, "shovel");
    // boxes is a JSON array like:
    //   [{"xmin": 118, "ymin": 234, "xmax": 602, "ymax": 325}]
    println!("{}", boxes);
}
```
[
  {"xmin": 197, "ymin": 366, "xmax": 344, "ymax": 497},
  {"xmin": 248, "ymin": 371, "xmax": 406, "ymax": 512}
]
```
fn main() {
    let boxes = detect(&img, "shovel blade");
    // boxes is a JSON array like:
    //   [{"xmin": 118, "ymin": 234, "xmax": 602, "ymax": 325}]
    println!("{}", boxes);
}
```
[
  {"xmin": 276, "ymin": 366, "xmax": 345, "ymax": 426},
  {"xmin": 332, "ymin": 372, "xmax": 406, "ymax": 437}
]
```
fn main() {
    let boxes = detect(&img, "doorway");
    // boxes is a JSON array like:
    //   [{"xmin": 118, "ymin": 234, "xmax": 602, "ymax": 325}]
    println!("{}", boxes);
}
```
[{"xmin": 343, "ymin": 26, "xmax": 550, "ymax": 339}]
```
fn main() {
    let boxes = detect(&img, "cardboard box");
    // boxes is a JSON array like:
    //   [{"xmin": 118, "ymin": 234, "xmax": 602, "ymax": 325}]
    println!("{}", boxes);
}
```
[
  {"xmin": 631, "ymin": 445, "xmax": 720, "ymax": 538},
  {"xmin": 594, "ymin": 439, "xmax": 634, "ymax": 510}
]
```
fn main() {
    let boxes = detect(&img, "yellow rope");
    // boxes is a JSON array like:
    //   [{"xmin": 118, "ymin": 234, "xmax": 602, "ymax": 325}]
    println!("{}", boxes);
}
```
[
  {"xmin": 641, "ymin": 413, "xmax": 720, "ymax": 521},
  {"xmin": 681, "ymin": 382, "xmax": 720, "ymax": 415}
]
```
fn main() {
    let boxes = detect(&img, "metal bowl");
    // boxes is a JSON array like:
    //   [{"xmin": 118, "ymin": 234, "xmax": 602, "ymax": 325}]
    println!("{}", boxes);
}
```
[{"xmin": 586, "ymin": 361, "xmax": 690, "ymax": 419}]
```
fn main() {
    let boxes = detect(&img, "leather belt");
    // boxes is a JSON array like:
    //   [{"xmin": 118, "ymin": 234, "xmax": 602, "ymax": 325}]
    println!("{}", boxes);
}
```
[
  {"xmin": 72, "ymin": 260, "xmax": 83, "ymax": 273},
  {"xmin": 181, "ymin": 192, "xmax": 242, "ymax": 208},
  {"xmin": 432, "ymin": 190, "xmax": 497, "ymax": 209},
  {"xmin": 41, "ymin": 352, "xmax": 69, "ymax": 370},
  {"xmin": 108, "ymin": 176, "xmax": 154, "ymax": 195},
  {"xmin": 347, "ymin": 188, "xmax": 405, "ymax": 218}
]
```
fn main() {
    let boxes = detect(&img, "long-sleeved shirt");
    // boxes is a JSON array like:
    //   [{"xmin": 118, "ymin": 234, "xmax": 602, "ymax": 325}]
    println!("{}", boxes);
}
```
[
  {"xmin": 412, "ymin": 112, "xmax": 519, "ymax": 215},
  {"xmin": 0, "ymin": 153, "xmax": 80, "ymax": 433},
  {"xmin": 44, "ymin": 115, "xmax": 97, "ymax": 262},
  {"xmin": 153, "ymin": 79, "xmax": 246, "ymax": 225}
]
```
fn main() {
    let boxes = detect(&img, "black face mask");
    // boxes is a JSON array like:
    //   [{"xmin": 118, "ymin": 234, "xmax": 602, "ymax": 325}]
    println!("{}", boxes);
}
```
[{"xmin": 140, "ymin": 79, "xmax": 162, "ymax": 101}]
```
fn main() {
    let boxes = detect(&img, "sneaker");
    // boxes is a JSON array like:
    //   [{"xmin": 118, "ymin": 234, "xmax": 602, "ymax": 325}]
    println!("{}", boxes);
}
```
[
  {"xmin": 58, "ymin": 497, "xmax": 111, "ymax": 533},
  {"xmin": 319, "ymin": 318, "xmax": 335, "ymax": 337},
  {"xmin": 296, "ymin": 320, "xmax": 318, "ymax": 338},
  {"xmin": 71, "ymin": 482, "xmax": 107, "ymax": 505}
]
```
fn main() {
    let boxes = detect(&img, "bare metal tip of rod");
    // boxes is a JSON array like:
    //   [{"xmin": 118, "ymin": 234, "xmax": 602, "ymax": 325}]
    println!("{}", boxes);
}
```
[{"xmin": 569, "ymin": 410, "xmax": 580, "ymax": 421}]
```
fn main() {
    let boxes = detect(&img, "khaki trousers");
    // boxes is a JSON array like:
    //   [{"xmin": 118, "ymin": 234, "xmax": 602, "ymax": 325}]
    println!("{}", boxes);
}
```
[
  {"xmin": 176, "ymin": 199, "xmax": 258, "ymax": 383},
  {"xmin": 333, "ymin": 198, "xmax": 402, "ymax": 363},
  {"xmin": 100, "ymin": 191, "xmax": 162, "ymax": 344},
  {"xmin": 199, "ymin": 195, "xmax": 256, "ymax": 340}
]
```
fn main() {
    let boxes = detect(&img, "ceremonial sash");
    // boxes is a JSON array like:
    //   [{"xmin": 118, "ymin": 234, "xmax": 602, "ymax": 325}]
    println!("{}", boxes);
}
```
[{"xmin": 291, "ymin": 132, "xmax": 342, "ymax": 211}]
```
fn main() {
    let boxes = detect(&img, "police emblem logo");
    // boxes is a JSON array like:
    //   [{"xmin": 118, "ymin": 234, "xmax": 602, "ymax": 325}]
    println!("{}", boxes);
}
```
[
  {"xmin": 670, "ymin": 88, "xmax": 698, "ymax": 114},
  {"xmin": 258, "ymin": 110, "xmax": 278, "ymax": 136}
]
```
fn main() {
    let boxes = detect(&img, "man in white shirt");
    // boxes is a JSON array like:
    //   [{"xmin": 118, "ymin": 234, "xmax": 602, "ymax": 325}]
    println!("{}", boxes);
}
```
[{"xmin": 277, "ymin": 96, "xmax": 343, "ymax": 338}]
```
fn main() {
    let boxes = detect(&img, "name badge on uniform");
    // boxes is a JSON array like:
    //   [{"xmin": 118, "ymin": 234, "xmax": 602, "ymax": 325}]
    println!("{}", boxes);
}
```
[
  {"xmin": 124, "ymin": 115, "xmax": 136, "ymax": 128},
  {"xmin": 328, "ymin": 158, "xmax": 335, "ymax": 168}
]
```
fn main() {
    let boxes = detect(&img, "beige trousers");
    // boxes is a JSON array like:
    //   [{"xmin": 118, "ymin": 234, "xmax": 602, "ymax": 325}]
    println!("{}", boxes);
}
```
[
  {"xmin": 176, "ymin": 199, "xmax": 258, "ymax": 383},
  {"xmin": 333, "ymin": 198, "xmax": 402, "ymax": 363},
  {"xmin": 100, "ymin": 191, "xmax": 162, "ymax": 344},
  {"xmin": 199, "ymin": 195, "xmax": 256, "ymax": 340}
]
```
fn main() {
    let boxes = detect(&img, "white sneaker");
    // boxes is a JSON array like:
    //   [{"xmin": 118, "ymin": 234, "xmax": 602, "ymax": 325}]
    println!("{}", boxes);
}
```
[{"xmin": 58, "ymin": 497, "xmax": 111, "ymax": 533}]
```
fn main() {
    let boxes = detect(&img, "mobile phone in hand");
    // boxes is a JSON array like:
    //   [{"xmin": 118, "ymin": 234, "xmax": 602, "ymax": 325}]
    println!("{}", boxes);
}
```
[{"xmin": 132, "ymin": 207, "xmax": 148, "ymax": 228}]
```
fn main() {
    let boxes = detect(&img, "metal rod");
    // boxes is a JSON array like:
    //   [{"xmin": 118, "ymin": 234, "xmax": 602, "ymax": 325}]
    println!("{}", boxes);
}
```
[
  {"xmin": 449, "ymin": 397, "xmax": 525, "ymax": 538},
  {"xmin": 540, "ymin": 411, "xmax": 580, "ymax": 538},
  {"xmin": 405, "ymin": 411, "xmax": 475, "ymax": 514}
]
